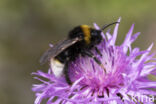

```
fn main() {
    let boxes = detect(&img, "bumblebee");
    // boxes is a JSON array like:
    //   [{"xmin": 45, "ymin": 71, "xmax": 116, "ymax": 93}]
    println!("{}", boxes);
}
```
[{"xmin": 40, "ymin": 22, "xmax": 118, "ymax": 85}]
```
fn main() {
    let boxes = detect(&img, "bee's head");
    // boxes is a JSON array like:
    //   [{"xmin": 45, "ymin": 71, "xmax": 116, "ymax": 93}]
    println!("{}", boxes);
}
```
[{"xmin": 90, "ymin": 29, "xmax": 102, "ymax": 45}]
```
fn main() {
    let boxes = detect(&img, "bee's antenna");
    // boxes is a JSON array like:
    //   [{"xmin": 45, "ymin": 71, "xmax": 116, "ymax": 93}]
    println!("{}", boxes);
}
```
[{"xmin": 101, "ymin": 22, "xmax": 120, "ymax": 31}]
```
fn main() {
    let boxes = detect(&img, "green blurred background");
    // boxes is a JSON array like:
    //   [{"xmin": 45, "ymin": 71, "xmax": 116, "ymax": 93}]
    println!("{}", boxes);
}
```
[{"xmin": 0, "ymin": 0, "xmax": 156, "ymax": 104}]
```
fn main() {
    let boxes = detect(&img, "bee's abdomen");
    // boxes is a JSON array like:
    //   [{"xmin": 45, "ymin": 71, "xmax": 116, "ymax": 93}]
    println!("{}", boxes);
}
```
[{"xmin": 50, "ymin": 58, "xmax": 64, "ymax": 77}]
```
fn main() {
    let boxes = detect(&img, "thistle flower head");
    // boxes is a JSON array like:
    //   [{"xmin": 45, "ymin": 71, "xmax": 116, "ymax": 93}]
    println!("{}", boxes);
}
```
[{"xmin": 32, "ymin": 18, "xmax": 156, "ymax": 104}]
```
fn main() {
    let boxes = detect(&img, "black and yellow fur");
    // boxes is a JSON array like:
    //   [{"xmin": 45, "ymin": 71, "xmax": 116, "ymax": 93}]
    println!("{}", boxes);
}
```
[
  {"xmin": 40, "ymin": 22, "xmax": 119, "ymax": 85},
  {"xmin": 55, "ymin": 25, "xmax": 102, "ymax": 84}
]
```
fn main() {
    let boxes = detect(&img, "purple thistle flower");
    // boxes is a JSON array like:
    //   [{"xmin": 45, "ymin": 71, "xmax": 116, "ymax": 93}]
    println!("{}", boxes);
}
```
[{"xmin": 32, "ymin": 18, "xmax": 156, "ymax": 104}]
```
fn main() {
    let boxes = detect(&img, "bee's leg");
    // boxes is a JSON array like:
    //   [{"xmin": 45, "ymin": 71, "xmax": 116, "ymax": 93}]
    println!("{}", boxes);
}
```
[
  {"xmin": 83, "ymin": 51, "xmax": 101, "ymax": 65},
  {"xmin": 64, "ymin": 62, "xmax": 72, "ymax": 85},
  {"xmin": 83, "ymin": 51, "xmax": 106, "ymax": 73},
  {"xmin": 95, "ymin": 47, "xmax": 102, "ymax": 56}
]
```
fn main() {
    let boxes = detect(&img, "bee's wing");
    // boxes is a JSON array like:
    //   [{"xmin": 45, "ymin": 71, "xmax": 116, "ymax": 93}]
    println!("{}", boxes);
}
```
[{"xmin": 40, "ymin": 37, "xmax": 81, "ymax": 64}]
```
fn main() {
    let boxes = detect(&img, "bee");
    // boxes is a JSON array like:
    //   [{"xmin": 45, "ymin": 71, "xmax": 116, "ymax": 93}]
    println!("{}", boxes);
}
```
[{"xmin": 40, "ymin": 22, "xmax": 119, "ymax": 85}]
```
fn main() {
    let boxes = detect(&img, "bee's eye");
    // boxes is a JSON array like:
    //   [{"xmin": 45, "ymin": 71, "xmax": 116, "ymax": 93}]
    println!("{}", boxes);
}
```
[{"xmin": 91, "ymin": 30, "xmax": 101, "ymax": 36}]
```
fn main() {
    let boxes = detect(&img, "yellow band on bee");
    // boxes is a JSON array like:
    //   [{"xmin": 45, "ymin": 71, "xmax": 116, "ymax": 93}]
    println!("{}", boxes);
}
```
[{"xmin": 81, "ymin": 25, "xmax": 91, "ymax": 44}]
